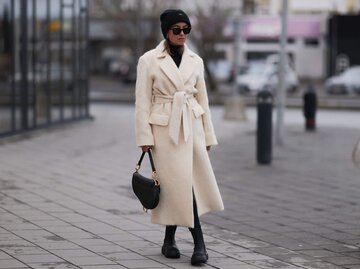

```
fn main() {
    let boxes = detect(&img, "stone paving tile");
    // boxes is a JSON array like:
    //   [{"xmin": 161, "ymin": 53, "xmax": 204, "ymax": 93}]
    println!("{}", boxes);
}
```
[
  {"xmin": 0, "ymin": 240, "xmax": 34, "ymax": 248},
  {"xmin": 29, "ymin": 263, "xmax": 79, "ymax": 269},
  {"xmin": 253, "ymin": 246, "xmax": 296, "ymax": 257},
  {"xmin": 1, "ymin": 247, "xmax": 49, "ymax": 256},
  {"xmin": 82, "ymin": 245, "xmax": 128, "ymax": 254},
  {"xmin": 165, "ymin": 262, "xmax": 216, "ymax": 269},
  {"xmin": 58, "ymin": 255, "xmax": 117, "ymax": 266},
  {"xmin": 247, "ymin": 259, "xmax": 305, "ymax": 269},
  {"xmin": 80, "ymin": 265, "xmax": 126, "ymax": 269},
  {"xmin": 13, "ymin": 254, "xmax": 65, "ymax": 264},
  {"xmin": 52, "ymin": 232, "xmax": 97, "ymax": 240},
  {"xmin": 68, "ymin": 238, "xmax": 115, "ymax": 247},
  {"xmin": 321, "ymin": 244, "xmax": 360, "ymax": 253},
  {"xmin": 0, "ymin": 259, "xmax": 29, "ymax": 268},
  {"xmin": 0, "ymin": 250, "xmax": 13, "ymax": 259},
  {"xmin": 225, "ymin": 252, "xmax": 275, "ymax": 261},
  {"xmin": 321, "ymin": 256, "xmax": 360, "ymax": 266},
  {"xmin": 128, "ymin": 246, "xmax": 163, "ymax": 256},
  {"xmin": 218, "ymin": 265, "xmax": 262, "ymax": 269},
  {"xmin": 339, "ymin": 240, "xmax": 360, "ymax": 248},
  {"xmin": 271, "ymin": 253, "xmax": 321, "ymax": 263},
  {"xmin": 50, "ymin": 249, "xmax": 99, "ymax": 258},
  {"xmin": 34, "ymin": 241, "xmax": 85, "ymax": 250},
  {"xmin": 298, "ymin": 249, "xmax": 343, "ymax": 258},
  {"xmin": 117, "ymin": 259, "xmax": 169, "ymax": 268},
  {"xmin": 295, "ymin": 261, "xmax": 344, "ymax": 269},
  {"xmin": 207, "ymin": 256, "xmax": 262, "ymax": 267},
  {"xmin": 115, "ymin": 240, "xmax": 160, "ymax": 250},
  {"xmin": 99, "ymin": 232, "xmax": 144, "ymax": 242},
  {"xmin": 102, "ymin": 251, "xmax": 148, "ymax": 261},
  {"xmin": 145, "ymin": 254, "xmax": 194, "ymax": 267},
  {"xmin": 206, "ymin": 243, "xmax": 250, "ymax": 253}
]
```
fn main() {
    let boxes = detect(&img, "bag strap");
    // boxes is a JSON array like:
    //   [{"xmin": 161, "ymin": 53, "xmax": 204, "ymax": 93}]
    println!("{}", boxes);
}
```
[
  {"xmin": 135, "ymin": 149, "xmax": 159, "ymax": 186},
  {"xmin": 136, "ymin": 149, "xmax": 156, "ymax": 172}
]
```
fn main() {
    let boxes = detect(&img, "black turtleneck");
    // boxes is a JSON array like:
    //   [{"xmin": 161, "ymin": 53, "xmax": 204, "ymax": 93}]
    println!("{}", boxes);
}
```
[{"xmin": 169, "ymin": 44, "xmax": 183, "ymax": 68}]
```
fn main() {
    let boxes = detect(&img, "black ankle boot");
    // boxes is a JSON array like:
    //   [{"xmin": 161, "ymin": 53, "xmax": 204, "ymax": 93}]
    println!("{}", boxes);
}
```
[
  {"xmin": 189, "ymin": 227, "xmax": 208, "ymax": 265},
  {"xmin": 161, "ymin": 225, "xmax": 180, "ymax": 259}
]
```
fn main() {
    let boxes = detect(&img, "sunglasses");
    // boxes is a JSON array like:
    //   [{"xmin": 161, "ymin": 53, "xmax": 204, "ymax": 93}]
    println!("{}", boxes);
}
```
[{"xmin": 170, "ymin": 27, "xmax": 191, "ymax": 35}]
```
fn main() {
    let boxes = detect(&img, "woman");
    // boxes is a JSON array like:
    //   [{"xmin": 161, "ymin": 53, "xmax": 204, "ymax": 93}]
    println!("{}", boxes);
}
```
[{"xmin": 135, "ymin": 9, "xmax": 224, "ymax": 265}]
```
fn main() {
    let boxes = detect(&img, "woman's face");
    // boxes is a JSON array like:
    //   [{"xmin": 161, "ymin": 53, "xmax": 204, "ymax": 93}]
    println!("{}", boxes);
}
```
[{"xmin": 167, "ymin": 22, "xmax": 191, "ymax": 46}]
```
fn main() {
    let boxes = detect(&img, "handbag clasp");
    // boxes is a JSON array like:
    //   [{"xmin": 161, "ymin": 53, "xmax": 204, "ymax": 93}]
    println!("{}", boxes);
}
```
[
  {"xmin": 152, "ymin": 171, "xmax": 160, "ymax": 186},
  {"xmin": 135, "ymin": 164, "xmax": 140, "ymax": 172}
]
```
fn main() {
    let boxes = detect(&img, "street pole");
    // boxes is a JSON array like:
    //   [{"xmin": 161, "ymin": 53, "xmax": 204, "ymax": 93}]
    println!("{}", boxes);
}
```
[
  {"xmin": 275, "ymin": 0, "xmax": 288, "ymax": 145},
  {"xmin": 135, "ymin": 0, "xmax": 144, "ymax": 61},
  {"xmin": 20, "ymin": 0, "xmax": 28, "ymax": 130},
  {"xmin": 224, "ymin": 0, "xmax": 246, "ymax": 121}
]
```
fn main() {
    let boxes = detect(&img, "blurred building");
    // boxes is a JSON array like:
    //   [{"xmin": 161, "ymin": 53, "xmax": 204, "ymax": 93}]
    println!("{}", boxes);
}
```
[
  {"xmin": 87, "ymin": 0, "xmax": 360, "ymax": 82},
  {"xmin": 218, "ymin": 0, "xmax": 360, "ymax": 81},
  {"xmin": 0, "ymin": 0, "xmax": 90, "ymax": 138}
]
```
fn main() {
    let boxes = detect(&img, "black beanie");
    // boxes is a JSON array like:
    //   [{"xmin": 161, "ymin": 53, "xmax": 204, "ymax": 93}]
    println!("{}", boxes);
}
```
[{"xmin": 160, "ymin": 9, "xmax": 191, "ymax": 39}]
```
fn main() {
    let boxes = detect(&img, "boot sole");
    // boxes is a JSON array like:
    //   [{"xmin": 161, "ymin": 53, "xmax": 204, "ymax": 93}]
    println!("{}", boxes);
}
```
[
  {"xmin": 191, "ymin": 253, "xmax": 208, "ymax": 265},
  {"xmin": 161, "ymin": 246, "xmax": 180, "ymax": 259}
]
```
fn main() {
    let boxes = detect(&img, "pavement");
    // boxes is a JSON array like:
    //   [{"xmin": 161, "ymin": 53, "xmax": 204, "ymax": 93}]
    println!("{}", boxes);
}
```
[{"xmin": 0, "ymin": 103, "xmax": 360, "ymax": 269}]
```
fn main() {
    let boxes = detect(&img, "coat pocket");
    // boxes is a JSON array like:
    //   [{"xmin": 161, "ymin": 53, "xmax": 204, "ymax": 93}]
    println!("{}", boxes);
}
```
[
  {"xmin": 149, "ymin": 113, "xmax": 169, "ymax": 126},
  {"xmin": 192, "ymin": 103, "xmax": 205, "ymax": 118}
]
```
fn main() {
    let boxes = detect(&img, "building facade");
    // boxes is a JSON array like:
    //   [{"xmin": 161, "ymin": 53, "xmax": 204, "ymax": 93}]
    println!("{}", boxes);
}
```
[
  {"xmin": 0, "ymin": 0, "xmax": 90, "ymax": 138},
  {"xmin": 219, "ymin": 0, "xmax": 360, "ymax": 81}
]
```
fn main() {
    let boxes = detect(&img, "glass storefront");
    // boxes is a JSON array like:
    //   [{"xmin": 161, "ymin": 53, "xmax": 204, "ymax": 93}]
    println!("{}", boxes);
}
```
[{"xmin": 0, "ymin": 0, "xmax": 90, "ymax": 137}]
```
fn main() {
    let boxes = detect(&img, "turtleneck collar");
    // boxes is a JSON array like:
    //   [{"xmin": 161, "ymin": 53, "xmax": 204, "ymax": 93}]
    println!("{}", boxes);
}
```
[
  {"xmin": 168, "ymin": 42, "xmax": 184, "ymax": 68},
  {"xmin": 169, "ymin": 43, "xmax": 184, "ymax": 55}
]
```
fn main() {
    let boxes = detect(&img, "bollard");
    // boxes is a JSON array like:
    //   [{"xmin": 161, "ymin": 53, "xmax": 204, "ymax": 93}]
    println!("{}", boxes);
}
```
[
  {"xmin": 257, "ymin": 90, "xmax": 273, "ymax": 165},
  {"xmin": 303, "ymin": 84, "xmax": 317, "ymax": 131}
]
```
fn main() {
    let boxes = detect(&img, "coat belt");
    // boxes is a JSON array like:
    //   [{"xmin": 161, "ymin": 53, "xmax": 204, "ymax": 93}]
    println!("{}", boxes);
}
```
[{"xmin": 152, "ymin": 92, "xmax": 198, "ymax": 145}]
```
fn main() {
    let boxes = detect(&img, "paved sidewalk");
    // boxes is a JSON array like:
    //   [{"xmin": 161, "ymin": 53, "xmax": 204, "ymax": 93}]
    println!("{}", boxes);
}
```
[{"xmin": 0, "ymin": 104, "xmax": 359, "ymax": 269}]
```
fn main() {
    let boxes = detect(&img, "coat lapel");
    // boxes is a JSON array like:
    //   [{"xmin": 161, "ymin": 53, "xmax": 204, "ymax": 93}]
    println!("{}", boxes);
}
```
[
  {"xmin": 156, "ymin": 41, "xmax": 183, "ymax": 91},
  {"xmin": 159, "ymin": 54, "xmax": 184, "ymax": 91},
  {"xmin": 179, "ymin": 46, "xmax": 196, "ymax": 85},
  {"xmin": 156, "ymin": 41, "xmax": 196, "ymax": 91}
]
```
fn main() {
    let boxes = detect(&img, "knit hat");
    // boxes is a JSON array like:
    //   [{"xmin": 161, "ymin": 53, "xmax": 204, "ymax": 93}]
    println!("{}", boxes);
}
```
[{"xmin": 160, "ymin": 9, "xmax": 191, "ymax": 39}]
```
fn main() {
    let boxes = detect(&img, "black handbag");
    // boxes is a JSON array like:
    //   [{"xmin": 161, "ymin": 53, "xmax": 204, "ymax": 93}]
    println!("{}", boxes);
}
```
[{"xmin": 132, "ymin": 149, "xmax": 160, "ymax": 212}]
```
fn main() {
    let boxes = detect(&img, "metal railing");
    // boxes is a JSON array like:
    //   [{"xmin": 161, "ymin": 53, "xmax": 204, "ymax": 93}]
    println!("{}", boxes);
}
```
[{"xmin": 0, "ymin": 0, "xmax": 90, "ymax": 138}]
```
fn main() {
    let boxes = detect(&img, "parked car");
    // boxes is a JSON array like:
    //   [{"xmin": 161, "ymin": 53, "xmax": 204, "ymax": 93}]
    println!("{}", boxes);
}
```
[
  {"xmin": 208, "ymin": 60, "xmax": 232, "ymax": 82},
  {"xmin": 325, "ymin": 66, "xmax": 360, "ymax": 95},
  {"xmin": 235, "ymin": 61, "xmax": 298, "ymax": 94},
  {"xmin": 227, "ymin": 65, "xmax": 248, "ymax": 83}
]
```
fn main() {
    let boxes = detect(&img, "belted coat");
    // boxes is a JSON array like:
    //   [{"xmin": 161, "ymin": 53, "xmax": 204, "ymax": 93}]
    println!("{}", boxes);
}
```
[{"xmin": 135, "ymin": 40, "xmax": 224, "ymax": 228}]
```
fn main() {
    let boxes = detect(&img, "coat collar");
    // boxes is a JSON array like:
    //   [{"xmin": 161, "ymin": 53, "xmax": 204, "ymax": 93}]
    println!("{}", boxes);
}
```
[{"xmin": 156, "ymin": 40, "xmax": 197, "ymax": 91}]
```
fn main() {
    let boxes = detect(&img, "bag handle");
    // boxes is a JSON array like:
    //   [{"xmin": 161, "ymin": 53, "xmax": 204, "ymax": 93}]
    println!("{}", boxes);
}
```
[
  {"xmin": 136, "ymin": 149, "xmax": 156, "ymax": 172},
  {"xmin": 135, "ymin": 149, "xmax": 159, "ymax": 185}
]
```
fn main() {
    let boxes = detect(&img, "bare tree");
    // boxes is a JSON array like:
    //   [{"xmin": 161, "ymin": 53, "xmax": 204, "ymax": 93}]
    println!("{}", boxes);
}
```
[
  {"xmin": 190, "ymin": 2, "xmax": 236, "ymax": 92},
  {"xmin": 91, "ymin": 0, "xmax": 245, "ymax": 93},
  {"xmin": 91, "ymin": 0, "xmax": 177, "ymax": 62}
]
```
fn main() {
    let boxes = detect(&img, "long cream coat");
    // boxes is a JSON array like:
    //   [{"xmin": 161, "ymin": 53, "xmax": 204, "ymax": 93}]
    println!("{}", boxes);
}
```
[{"xmin": 135, "ymin": 40, "xmax": 224, "ymax": 228}]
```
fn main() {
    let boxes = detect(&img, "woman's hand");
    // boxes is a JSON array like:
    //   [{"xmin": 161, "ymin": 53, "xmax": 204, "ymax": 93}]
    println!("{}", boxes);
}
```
[
  {"xmin": 206, "ymin": 146, "xmax": 211, "ymax": 151},
  {"xmin": 141, "ymin": 145, "xmax": 153, "ymax": 152}
]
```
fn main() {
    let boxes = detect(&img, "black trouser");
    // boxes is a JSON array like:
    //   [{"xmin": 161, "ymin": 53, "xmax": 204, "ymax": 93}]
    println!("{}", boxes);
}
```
[
  {"xmin": 165, "ymin": 194, "xmax": 201, "ymax": 240},
  {"xmin": 191, "ymin": 194, "xmax": 201, "ymax": 229}
]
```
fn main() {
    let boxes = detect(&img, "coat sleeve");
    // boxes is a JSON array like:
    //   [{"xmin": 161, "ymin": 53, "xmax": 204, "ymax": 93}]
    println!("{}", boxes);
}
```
[
  {"xmin": 135, "ymin": 56, "xmax": 154, "ymax": 147},
  {"xmin": 195, "ymin": 59, "xmax": 218, "ymax": 146}
]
